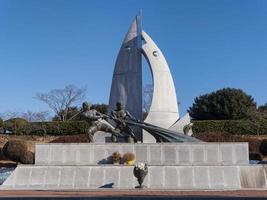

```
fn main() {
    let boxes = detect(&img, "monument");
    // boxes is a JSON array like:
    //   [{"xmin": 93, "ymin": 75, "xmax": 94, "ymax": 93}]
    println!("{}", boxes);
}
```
[
  {"xmin": 2, "ymin": 15, "xmax": 267, "ymax": 190},
  {"xmin": 108, "ymin": 15, "xmax": 191, "ymax": 143}
]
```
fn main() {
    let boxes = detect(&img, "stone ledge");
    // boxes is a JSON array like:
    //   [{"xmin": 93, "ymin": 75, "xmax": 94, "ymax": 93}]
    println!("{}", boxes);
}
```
[
  {"xmin": 3, "ymin": 164, "xmax": 265, "ymax": 190},
  {"xmin": 35, "ymin": 143, "xmax": 249, "ymax": 166}
]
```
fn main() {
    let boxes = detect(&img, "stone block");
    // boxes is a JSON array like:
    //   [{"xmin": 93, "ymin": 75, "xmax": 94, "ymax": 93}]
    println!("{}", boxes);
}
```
[
  {"xmin": 179, "ymin": 167, "xmax": 193, "ymax": 188},
  {"xmin": 49, "ymin": 145, "xmax": 64, "ymax": 165},
  {"xmin": 205, "ymin": 144, "xmax": 220, "ymax": 165},
  {"xmin": 234, "ymin": 143, "xmax": 249, "ymax": 164},
  {"xmin": 177, "ymin": 145, "xmax": 191, "ymax": 165},
  {"xmin": 148, "ymin": 166, "xmax": 164, "ymax": 188},
  {"xmin": 164, "ymin": 166, "xmax": 178, "ymax": 189},
  {"xmin": 223, "ymin": 167, "xmax": 240, "ymax": 189},
  {"xmin": 135, "ymin": 145, "xmax": 148, "ymax": 163},
  {"xmin": 35, "ymin": 145, "xmax": 49, "ymax": 165},
  {"xmin": 89, "ymin": 167, "xmax": 105, "ymax": 188},
  {"xmin": 104, "ymin": 167, "xmax": 120, "ymax": 188},
  {"xmin": 192, "ymin": 145, "xmax": 205, "ymax": 165},
  {"xmin": 163, "ymin": 145, "xmax": 177, "ymax": 165},
  {"xmin": 59, "ymin": 167, "xmax": 75, "ymax": 187},
  {"xmin": 74, "ymin": 167, "xmax": 90, "ymax": 189},
  {"xmin": 220, "ymin": 144, "xmax": 233, "ymax": 165},
  {"xmin": 78, "ymin": 145, "xmax": 92, "ymax": 165},
  {"xmin": 193, "ymin": 167, "xmax": 209, "ymax": 189},
  {"xmin": 149, "ymin": 145, "xmax": 162, "ymax": 164},
  {"xmin": 14, "ymin": 167, "xmax": 31, "ymax": 187},
  {"xmin": 240, "ymin": 166, "xmax": 266, "ymax": 188},
  {"xmin": 120, "ymin": 167, "xmax": 135, "ymax": 189},
  {"xmin": 63, "ymin": 145, "xmax": 79, "ymax": 164},
  {"xmin": 121, "ymin": 144, "xmax": 135, "ymax": 155},
  {"xmin": 209, "ymin": 167, "xmax": 224, "ymax": 188},
  {"xmin": 29, "ymin": 167, "xmax": 46, "ymax": 187},
  {"xmin": 93, "ymin": 145, "xmax": 107, "ymax": 164},
  {"xmin": 45, "ymin": 167, "xmax": 60, "ymax": 187}
]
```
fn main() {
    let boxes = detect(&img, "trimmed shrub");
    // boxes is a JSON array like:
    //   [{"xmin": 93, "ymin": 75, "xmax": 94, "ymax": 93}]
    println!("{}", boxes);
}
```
[
  {"xmin": 193, "ymin": 120, "xmax": 267, "ymax": 135},
  {"xmin": 24, "ymin": 121, "xmax": 91, "ymax": 136},
  {"xmin": 0, "ymin": 118, "xmax": 3, "ymax": 127},
  {"xmin": 3, "ymin": 139, "xmax": 35, "ymax": 164},
  {"xmin": 3, "ymin": 118, "xmax": 28, "ymax": 134}
]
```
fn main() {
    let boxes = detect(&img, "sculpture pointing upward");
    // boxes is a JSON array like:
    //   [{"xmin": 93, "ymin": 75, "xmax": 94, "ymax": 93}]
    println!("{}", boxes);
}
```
[{"xmin": 109, "ymin": 14, "xmax": 187, "ymax": 142}]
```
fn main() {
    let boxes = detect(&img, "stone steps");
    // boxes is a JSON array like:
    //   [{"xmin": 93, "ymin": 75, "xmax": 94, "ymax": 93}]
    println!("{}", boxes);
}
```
[
  {"xmin": 3, "ymin": 143, "xmax": 265, "ymax": 190},
  {"xmin": 2, "ymin": 165, "xmax": 267, "ymax": 190}
]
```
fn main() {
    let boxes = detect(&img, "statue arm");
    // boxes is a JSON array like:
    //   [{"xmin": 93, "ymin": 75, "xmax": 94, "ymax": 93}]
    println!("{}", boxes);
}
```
[
  {"xmin": 111, "ymin": 111, "xmax": 117, "ymax": 119},
  {"xmin": 126, "ymin": 111, "xmax": 136, "ymax": 121},
  {"xmin": 85, "ymin": 111, "xmax": 102, "ymax": 120}
]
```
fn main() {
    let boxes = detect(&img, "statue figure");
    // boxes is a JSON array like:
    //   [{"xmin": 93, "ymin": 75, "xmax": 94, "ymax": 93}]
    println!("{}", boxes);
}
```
[
  {"xmin": 81, "ymin": 102, "xmax": 120, "ymax": 143},
  {"xmin": 111, "ymin": 102, "xmax": 138, "ymax": 143}
]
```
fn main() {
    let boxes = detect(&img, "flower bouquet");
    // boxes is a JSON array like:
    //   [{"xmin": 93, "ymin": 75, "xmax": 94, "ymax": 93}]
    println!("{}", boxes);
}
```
[
  {"xmin": 122, "ymin": 152, "xmax": 135, "ymax": 165},
  {"xmin": 133, "ymin": 162, "xmax": 148, "ymax": 188},
  {"xmin": 111, "ymin": 152, "xmax": 121, "ymax": 164}
]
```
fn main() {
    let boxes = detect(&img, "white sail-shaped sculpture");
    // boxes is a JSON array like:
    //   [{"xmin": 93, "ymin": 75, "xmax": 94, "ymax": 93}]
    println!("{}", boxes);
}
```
[
  {"xmin": 109, "ymin": 15, "xmax": 190, "ymax": 142},
  {"xmin": 141, "ymin": 31, "xmax": 179, "ymax": 142},
  {"xmin": 108, "ymin": 16, "xmax": 143, "ymax": 141}
]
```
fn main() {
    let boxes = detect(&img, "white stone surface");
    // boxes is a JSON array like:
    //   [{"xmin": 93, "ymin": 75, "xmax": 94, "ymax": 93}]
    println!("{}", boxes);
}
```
[
  {"xmin": 142, "ymin": 31, "xmax": 179, "ymax": 143},
  {"xmin": 108, "ymin": 15, "xmax": 142, "ymax": 141},
  {"xmin": 3, "ymin": 165, "xmax": 266, "ymax": 190},
  {"xmin": 169, "ymin": 113, "xmax": 192, "ymax": 136},
  {"xmin": 35, "ymin": 143, "xmax": 249, "ymax": 166}
]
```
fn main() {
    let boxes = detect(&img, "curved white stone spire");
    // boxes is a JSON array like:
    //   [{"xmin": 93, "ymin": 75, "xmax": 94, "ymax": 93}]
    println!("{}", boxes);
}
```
[
  {"xmin": 108, "ymin": 16, "xmax": 143, "ymax": 141},
  {"xmin": 142, "ymin": 31, "xmax": 179, "ymax": 129}
]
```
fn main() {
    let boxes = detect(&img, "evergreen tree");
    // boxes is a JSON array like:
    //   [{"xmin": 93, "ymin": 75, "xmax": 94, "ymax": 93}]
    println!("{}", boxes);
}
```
[{"xmin": 188, "ymin": 88, "xmax": 256, "ymax": 120}]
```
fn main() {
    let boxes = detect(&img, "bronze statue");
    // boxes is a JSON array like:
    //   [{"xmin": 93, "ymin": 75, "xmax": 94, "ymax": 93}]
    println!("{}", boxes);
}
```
[
  {"xmin": 111, "ymin": 102, "xmax": 137, "ymax": 143},
  {"xmin": 81, "ymin": 102, "xmax": 120, "ymax": 142}
]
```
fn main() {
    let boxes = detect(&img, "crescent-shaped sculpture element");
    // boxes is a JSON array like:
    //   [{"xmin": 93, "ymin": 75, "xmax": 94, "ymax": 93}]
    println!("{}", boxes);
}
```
[
  {"xmin": 141, "ymin": 31, "xmax": 180, "ymax": 142},
  {"xmin": 141, "ymin": 31, "xmax": 179, "ymax": 127}
]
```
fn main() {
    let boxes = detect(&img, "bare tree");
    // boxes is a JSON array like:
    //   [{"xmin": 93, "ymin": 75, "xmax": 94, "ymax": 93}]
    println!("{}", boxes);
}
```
[
  {"xmin": 35, "ymin": 84, "xmax": 87, "ymax": 121},
  {"xmin": 0, "ymin": 111, "xmax": 20, "ymax": 120},
  {"xmin": 21, "ymin": 110, "xmax": 50, "ymax": 122}
]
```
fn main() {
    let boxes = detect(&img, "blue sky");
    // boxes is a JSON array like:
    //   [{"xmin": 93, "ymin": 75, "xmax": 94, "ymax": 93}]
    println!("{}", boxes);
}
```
[{"xmin": 0, "ymin": 0, "xmax": 267, "ymax": 116}]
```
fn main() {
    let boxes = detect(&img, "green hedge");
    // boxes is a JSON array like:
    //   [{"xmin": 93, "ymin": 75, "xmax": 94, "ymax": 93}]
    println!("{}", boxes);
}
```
[
  {"xmin": 3, "ymin": 121, "xmax": 91, "ymax": 136},
  {"xmin": 193, "ymin": 120, "xmax": 267, "ymax": 135},
  {"xmin": 3, "ymin": 118, "xmax": 28, "ymax": 134},
  {"xmin": 0, "ymin": 118, "xmax": 3, "ymax": 127}
]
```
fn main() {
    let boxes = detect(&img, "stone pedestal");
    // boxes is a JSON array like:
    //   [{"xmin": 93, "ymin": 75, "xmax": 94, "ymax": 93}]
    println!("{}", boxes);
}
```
[{"xmin": 2, "ymin": 143, "xmax": 267, "ymax": 190}]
